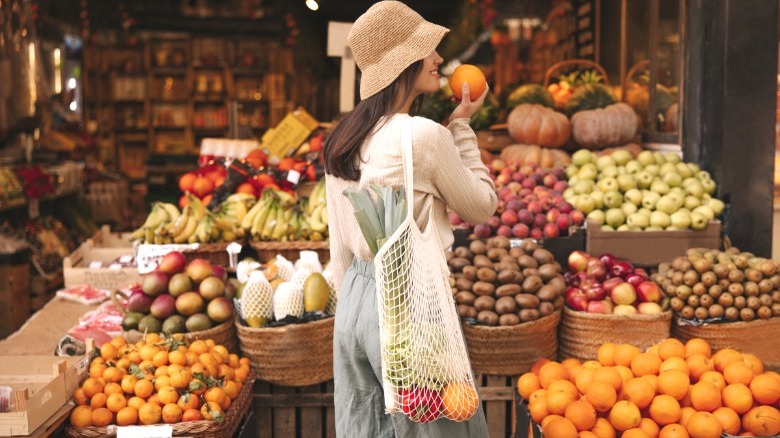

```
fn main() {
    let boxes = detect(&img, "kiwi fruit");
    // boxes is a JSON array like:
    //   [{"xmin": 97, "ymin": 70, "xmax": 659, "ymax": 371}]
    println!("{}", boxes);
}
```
[
  {"xmin": 469, "ymin": 240, "xmax": 487, "ymax": 255},
  {"xmin": 708, "ymin": 304, "xmax": 725, "ymax": 319},
  {"xmin": 724, "ymin": 306, "xmax": 740, "ymax": 321},
  {"xmin": 757, "ymin": 306, "xmax": 773, "ymax": 320},
  {"xmin": 718, "ymin": 293, "xmax": 734, "ymax": 307},
  {"xmin": 495, "ymin": 296, "xmax": 518, "ymax": 315}
]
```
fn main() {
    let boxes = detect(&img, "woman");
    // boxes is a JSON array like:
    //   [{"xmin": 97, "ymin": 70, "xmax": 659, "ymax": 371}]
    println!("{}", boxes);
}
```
[{"xmin": 324, "ymin": 2, "xmax": 497, "ymax": 436}]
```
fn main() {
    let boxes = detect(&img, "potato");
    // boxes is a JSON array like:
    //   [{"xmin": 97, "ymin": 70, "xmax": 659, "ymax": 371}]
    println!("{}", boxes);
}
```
[
  {"xmin": 469, "ymin": 240, "xmax": 487, "ymax": 255},
  {"xmin": 532, "ymin": 248, "xmax": 555, "ymax": 265},
  {"xmin": 495, "ymin": 296, "xmax": 518, "ymax": 315},
  {"xmin": 448, "ymin": 257, "xmax": 471, "ymax": 272},
  {"xmin": 476, "ymin": 267, "xmax": 498, "ymax": 283},
  {"xmin": 473, "ymin": 255, "xmax": 493, "ymax": 269},
  {"xmin": 454, "ymin": 246, "xmax": 474, "ymax": 260},
  {"xmin": 515, "ymin": 294, "xmax": 541, "ymax": 309},
  {"xmin": 473, "ymin": 281, "xmax": 496, "ymax": 296},
  {"xmin": 496, "ymin": 284, "xmax": 522, "ymax": 297},
  {"xmin": 477, "ymin": 310, "xmax": 500, "ymax": 326},
  {"xmin": 536, "ymin": 285, "xmax": 559, "ymax": 302},
  {"xmin": 499, "ymin": 314, "xmax": 521, "ymax": 326},
  {"xmin": 519, "ymin": 309, "xmax": 540, "ymax": 322},
  {"xmin": 487, "ymin": 247, "xmax": 509, "ymax": 261},
  {"xmin": 462, "ymin": 265, "xmax": 478, "ymax": 281},
  {"xmin": 474, "ymin": 295, "xmax": 496, "ymax": 311},
  {"xmin": 455, "ymin": 278, "xmax": 474, "ymax": 292},
  {"xmin": 522, "ymin": 275, "xmax": 543, "ymax": 294},
  {"xmin": 498, "ymin": 270, "xmax": 523, "ymax": 285},
  {"xmin": 455, "ymin": 291, "xmax": 476, "ymax": 306}
]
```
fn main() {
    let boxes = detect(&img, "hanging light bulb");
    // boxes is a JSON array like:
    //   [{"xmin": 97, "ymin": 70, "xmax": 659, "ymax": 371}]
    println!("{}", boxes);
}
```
[{"xmin": 306, "ymin": 0, "xmax": 319, "ymax": 11}]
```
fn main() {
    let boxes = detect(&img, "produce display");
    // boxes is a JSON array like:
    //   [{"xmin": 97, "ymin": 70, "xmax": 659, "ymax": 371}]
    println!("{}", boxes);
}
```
[
  {"xmin": 69, "ymin": 334, "xmax": 251, "ymax": 427},
  {"xmin": 654, "ymin": 247, "xmax": 780, "ymax": 322},
  {"xmin": 450, "ymin": 162, "xmax": 584, "ymax": 240},
  {"xmin": 447, "ymin": 236, "xmax": 565, "ymax": 326},
  {"xmin": 120, "ymin": 252, "xmax": 237, "ymax": 335},
  {"xmin": 244, "ymin": 179, "xmax": 328, "ymax": 242},
  {"xmin": 0, "ymin": 167, "xmax": 25, "ymax": 206},
  {"xmin": 564, "ymin": 149, "xmax": 725, "ymax": 231},
  {"xmin": 547, "ymin": 69, "xmax": 605, "ymax": 111},
  {"xmin": 564, "ymin": 250, "xmax": 666, "ymax": 315},
  {"xmin": 517, "ymin": 338, "xmax": 780, "ymax": 437}
]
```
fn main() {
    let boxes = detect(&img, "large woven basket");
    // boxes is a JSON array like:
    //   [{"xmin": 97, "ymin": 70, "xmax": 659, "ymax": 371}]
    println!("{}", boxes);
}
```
[
  {"xmin": 463, "ymin": 311, "xmax": 561, "ymax": 376},
  {"xmin": 65, "ymin": 371, "xmax": 255, "ymax": 437},
  {"xmin": 235, "ymin": 316, "xmax": 334, "ymax": 386},
  {"xmin": 672, "ymin": 315, "xmax": 780, "ymax": 372},
  {"xmin": 123, "ymin": 320, "xmax": 239, "ymax": 354},
  {"xmin": 249, "ymin": 240, "xmax": 330, "ymax": 264},
  {"xmin": 558, "ymin": 307, "xmax": 672, "ymax": 361},
  {"xmin": 182, "ymin": 242, "xmax": 235, "ymax": 267}
]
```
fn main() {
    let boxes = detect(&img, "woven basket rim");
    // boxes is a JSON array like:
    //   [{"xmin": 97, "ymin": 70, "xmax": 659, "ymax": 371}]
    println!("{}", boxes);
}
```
[
  {"xmin": 563, "ymin": 305, "xmax": 672, "ymax": 321},
  {"xmin": 248, "ymin": 240, "xmax": 329, "ymax": 250},
  {"xmin": 235, "ymin": 315, "xmax": 334, "ymax": 335},
  {"xmin": 462, "ymin": 310, "xmax": 561, "ymax": 333},
  {"xmin": 183, "ymin": 319, "xmax": 235, "ymax": 338},
  {"xmin": 672, "ymin": 313, "xmax": 780, "ymax": 329}
]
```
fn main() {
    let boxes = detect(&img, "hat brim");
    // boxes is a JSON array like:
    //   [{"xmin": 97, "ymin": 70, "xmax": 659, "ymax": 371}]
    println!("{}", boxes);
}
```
[{"xmin": 359, "ymin": 22, "xmax": 449, "ymax": 100}]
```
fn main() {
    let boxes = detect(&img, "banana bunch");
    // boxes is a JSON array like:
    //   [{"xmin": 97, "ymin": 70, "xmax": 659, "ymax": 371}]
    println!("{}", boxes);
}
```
[
  {"xmin": 207, "ymin": 193, "xmax": 255, "ymax": 243},
  {"xmin": 302, "ymin": 179, "xmax": 328, "ymax": 241},
  {"xmin": 130, "ymin": 201, "xmax": 181, "ymax": 243}
]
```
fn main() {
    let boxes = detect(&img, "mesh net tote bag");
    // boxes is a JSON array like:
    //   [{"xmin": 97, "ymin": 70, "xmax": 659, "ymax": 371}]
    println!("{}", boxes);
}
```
[{"xmin": 374, "ymin": 121, "xmax": 479, "ymax": 423}]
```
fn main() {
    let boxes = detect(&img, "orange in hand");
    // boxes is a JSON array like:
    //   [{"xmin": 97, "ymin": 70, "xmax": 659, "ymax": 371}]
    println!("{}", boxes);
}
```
[{"xmin": 450, "ymin": 64, "xmax": 487, "ymax": 100}]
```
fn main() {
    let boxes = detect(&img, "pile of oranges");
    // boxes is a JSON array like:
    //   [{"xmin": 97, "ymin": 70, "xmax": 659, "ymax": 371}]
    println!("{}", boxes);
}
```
[
  {"xmin": 517, "ymin": 338, "xmax": 780, "ymax": 437},
  {"xmin": 69, "ymin": 334, "xmax": 251, "ymax": 428}
]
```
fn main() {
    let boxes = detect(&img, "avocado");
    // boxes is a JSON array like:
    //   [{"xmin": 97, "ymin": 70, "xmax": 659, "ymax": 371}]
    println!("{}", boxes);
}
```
[
  {"xmin": 137, "ymin": 315, "xmax": 162, "ymax": 334},
  {"xmin": 162, "ymin": 315, "xmax": 187, "ymax": 334},
  {"xmin": 121, "ymin": 312, "xmax": 145, "ymax": 331},
  {"xmin": 185, "ymin": 313, "xmax": 214, "ymax": 333}
]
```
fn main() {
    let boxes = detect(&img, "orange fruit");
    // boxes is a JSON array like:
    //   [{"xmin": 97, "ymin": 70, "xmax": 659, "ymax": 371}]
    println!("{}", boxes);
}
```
[
  {"xmin": 593, "ymin": 367, "xmax": 623, "ymax": 392},
  {"xmin": 638, "ymin": 417, "xmax": 661, "ymax": 437},
  {"xmin": 440, "ymin": 381, "xmax": 479, "ymax": 421},
  {"xmin": 192, "ymin": 177, "xmax": 214, "ymax": 198},
  {"xmin": 620, "ymin": 377, "xmax": 655, "ymax": 410},
  {"xmin": 517, "ymin": 373, "xmax": 541, "ymax": 400},
  {"xmin": 712, "ymin": 348, "xmax": 743, "ymax": 373},
  {"xmin": 689, "ymin": 381, "xmax": 721, "ymax": 412},
  {"xmin": 154, "ymin": 375, "xmax": 171, "ymax": 392},
  {"xmin": 69, "ymin": 405, "xmax": 93, "ymax": 427},
  {"xmin": 679, "ymin": 407, "xmax": 696, "ymax": 427},
  {"xmin": 685, "ymin": 354, "xmax": 714, "ymax": 382},
  {"xmin": 564, "ymin": 399, "xmax": 597, "ymax": 431},
  {"xmin": 722, "ymin": 361, "xmax": 754, "ymax": 386},
  {"xmin": 73, "ymin": 388, "xmax": 88, "ymax": 406},
  {"xmin": 642, "ymin": 374, "xmax": 659, "ymax": 394},
  {"xmin": 723, "ymin": 383, "xmax": 756, "ymax": 414},
  {"xmin": 528, "ymin": 398, "xmax": 549, "ymax": 424},
  {"xmin": 614, "ymin": 344, "xmax": 642, "ymax": 368},
  {"xmin": 168, "ymin": 350, "xmax": 187, "ymax": 366},
  {"xmin": 177, "ymin": 393, "xmax": 200, "ymax": 411},
  {"xmin": 182, "ymin": 408, "xmax": 203, "ymax": 422},
  {"xmin": 711, "ymin": 407, "xmax": 740, "ymax": 435},
  {"xmin": 660, "ymin": 357, "xmax": 690, "ymax": 376},
  {"xmin": 576, "ymin": 367, "xmax": 597, "ymax": 394},
  {"xmin": 583, "ymin": 360, "xmax": 603, "ymax": 369},
  {"xmin": 622, "ymin": 428, "xmax": 652, "ymax": 438},
  {"xmin": 223, "ymin": 380, "xmax": 240, "ymax": 400},
  {"xmin": 751, "ymin": 372, "xmax": 780, "ymax": 404},
  {"xmin": 541, "ymin": 415, "xmax": 578, "ymax": 438},
  {"xmin": 591, "ymin": 417, "xmax": 617, "ymax": 438},
  {"xmin": 530, "ymin": 357, "xmax": 550, "ymax": 374},
  {"xmin": 127, "ymin": 350, "xmax": 142, "ymax": 365},
  {"xmin": 116, "ymin": 406, "xmax": 139, "ymax": 426},
  {"xmin": 743, "ymin": 406, "xmax": 760, "ymax": 432},
  {"xmin": 745, "ymin": 405, "xmax": 780, "ymax": 436},
  {"xmin": 685, "ymin": 411, "xmax": 722, "ymax": 438},
  {"xmin": 580, "ymin": 431, "xmax": 600, "ymax": 438},
  {"xmin": 649, "ymin": 395, "xmax": 682, "ymax": 426},
  {"xmin": 139, "ymin": 344, "xmax": 159, "ymax": 362},
  {"xmin": 235, "ymin": 183, "xmax": 256, "ymax": 196},
  {"xmin": 541, "ymin": 414, "xmax": 565, "ymax": 430},
  {"xmin": 211, "ymin": 345, "xmax": 230, "ymax": 362},
  {"xmin": 139, "ymin": 402, "xmax": 162, "ymax": 425},
  {"xmin": 120, "ymin": 375, "xmax": 138, "ymax": 395},
  {"xmin": 742, "ymin": 353, "xmax": 764, "ymax": 375},
  {"xmin": 632, "ymin": 353, "xmax": 663, "ymax": 377},
  {"xmin": 200, "ymin": 401, "xmax": 224, "ymax": 422},
  {"xmin": 179, "ymin": 172, "xmax": 197, "ymax": 193},
  {"xmin": 528, "ymin": 388, "xmax": 547, "ymax": 404},
  {"xmin": 157, "ymin": 386, "xmax": 179, "ymax": 405},
  {"xmin": 90, "ymin": 392, "xmax": 108, "ymax": 409},
  {"xmin": 547, "ymin": 388, "xmax": 576, "ymax": 415},
  {"xmin": 162, "ymin": 403, "xmax": 183, "ymax": 424},
  {"xmin": 659, "ymin": 423, "xmax": 690, "ymax": 438},
  {"xmin": 586, "ymin": 381, "xmax": 618, "ymax": 413},
  {"xmin": 100, "ymin": 343, "xmax": 117, "ymax": 361},
  {"xmin": 697, "ymin": 371, "xmax": 725, "ymax": 392},
  {"xmin": 658, "ymin": 339, "xmax": 686, "ymax": 360},
  {"xmin": 82, "ymin": 377, "xmax": 105, "ymax": 398},
  {"xmin": 548, "ymin": 379, "xmax": 579, "ymax": 400},
  {"xmin": 539, "ymin": 362, "xmax": 568, "ymax": 389},
  {"xmin": 449, "ymin": 64, "xmax": 487, "ymax": 100},
  {"xmin": 152, "ymin": 350, "xmax": 169, "ymax": 368},
  {"xmin": 615, "ymin": 365, "xmax": 635, "ymax": 385},
  {"xmin": 134, "ymin": 379, "xmax": 154, "ymax": 399},
  {"xmin": 204, "ymin": 387, "xmax": 227, "ymax": 407},
  {"xmin": 91, "ymin": 407, "xmax": 113, "ymax": 427},
  {"xmin": 127, "ymin": 396, "xmax": 146, "ymax": 411},
  {"xmin": 115, "ymin": 357, "xmax": 131, "ymax": 373},
  {"xmin": 106, "ymin": 393, "xmax": 127, "ymax": 413},
  {"xmin": 598, "ymin": 343, "xmax": 618, "ymax": 366},
  {"xmin": 89, "ymin": 362, "xmax": 107, "ymax": 379},
  {"xmin": 608, "ymin": 400, "xmax": 642, "ymax": 431},
  {"xmin": 103, "ymin": 382, "xmax": 123, "ymax": 396},
  {"xmin": 684, "ymin": 338, "xmax": 711, "ymax": 358},
  {"xmin": 657, "ymin": 370, "xmax": 690, "ymax": 401}
]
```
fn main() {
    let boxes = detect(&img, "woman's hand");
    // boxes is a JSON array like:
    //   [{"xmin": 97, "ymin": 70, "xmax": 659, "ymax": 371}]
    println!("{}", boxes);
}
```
[{"xmin": 448, "ymin": 82, "xmax": 489, "ymax": 124}]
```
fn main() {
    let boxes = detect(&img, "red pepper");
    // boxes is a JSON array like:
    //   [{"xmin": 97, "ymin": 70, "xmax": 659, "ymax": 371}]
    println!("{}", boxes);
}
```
[{"xmin": 399, "ymin": 386, "xmax": 443, "ymax": 423}]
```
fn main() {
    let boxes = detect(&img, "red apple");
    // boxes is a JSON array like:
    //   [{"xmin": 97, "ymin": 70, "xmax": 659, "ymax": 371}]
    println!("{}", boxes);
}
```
[
  {"xmin": 581, "ymin": 278, "xmax": 607, "ymax": 301},
  {"xmin": 211, "ymin": 264, "xmax": 228, "ymax": 282},
  {"xmin": 602, "ymin": 277, "xmax": 624, "ymax": 295},
  {"xmin": 486, "ymin": 215, "xmax": 501, "ymax": 230},
  {"xmin": 473, "ymin": 223, "xmax": 491, "ymax": 238},
  {"xmin": 565, "ymin": 287, "xmax": 589, "ymax": 311},
  {"xmin": 501, "ymin": 210, "xmax": 518, "ymax": 227},
  {"xmin": 521, "ymin": 177, "xmax": 535, "ymax": 190},
  {"xmin": 553, "ymin": 181, "xmax": 569, "ymax": 193},
  {"xmin": 570, "ymin": 210, "xmax": 585, "ymax": 226},
  {"xmin": 636, "ymin": 281, "xmax": 662, "ymax": 303},
  {"xmin": 533, "ymin": 213, "xmax": 548, "ymax": 228},
  {"xmin": 610, "ymin": 261, "xmax": 635, "ymax": 279},
  {"xmin": 636, "ymin": 302, "xmax": 664, "ymax": 315},
  {"xmin": 568, "ymin": 250, "xmax": 591, "ymax": 273},
  {"xmin": 543, "ymin": 174, "xmax": 558, "ymax": 188},
  {"xmin": 546, "ymin": 208, "xmax": 561, "ymax": 223},
  {"xmin": 556, "ymin": 214, "xmax": 572, "ymax": 233},
  {"xmin": 497, "ymin": 187, "xmax": 511, "ymax": 200},
  {"xmin": 158, "ymin": 251, "xmax": 186, "ymax": 275},
  {"xmin": 598, "ymin": 253, "xmax": 617, "ymax": 270},
  {"xmin": 611, "ymin": 282, "xmax": 637, "ymax": 306},
  {"xmin": 587, "ymin": 300, "xmax": 614, "ymax": 314},
  {"xmin": 586, "ymin": 258, "xmax": 607, "ymax": 281},
  {"xmin": 543, "ymin": 223, "xmax": 560, "ymax": 239},
  {"xmin": 530, "ymin": 227, "xmax": 543, "ymax": 239},
  {"xmin": 558, "ymin": 201, "xmax": 574, "ymax": 214},
  {"xmin": 517, "ymin": 210, "xmax": 534, "ymax": 225},
  {"xmin": 512, "ymin": 223, "xmax": 530, "ymax": 238},
  {"xmin": 634, "ymin": 268, "xmax": 649, "ymax": 278},
  {"xmin": 614, "ymin": 304, "xmax": 638, "ymax": 316},
  {"xmin": 506, "ymin": 200, "xmax": 523, "ymax": 212},
  {"xmin": 625, "ymin": 273, "xmax": 645, "ymax": 288},
  {"xmin": 496, "ymin": 225, "xmax": 513, "ymax": 237},
  {"xmin": 527, "ymin": 201, "xmax": 542, "ymax": 215}
]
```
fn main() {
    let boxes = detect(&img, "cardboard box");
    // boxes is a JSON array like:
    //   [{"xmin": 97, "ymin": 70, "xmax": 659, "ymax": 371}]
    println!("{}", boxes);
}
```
[
  {"xmin": 63, "ymin": 240, "xmax": 142, "ymax": 290},
  {"xmin": 585, "ymin": 219, "xmax": 722, "ymax": 267},
  {"xmin": 0, "ymin": 353, "xmax": 89, "ymax": 436}
]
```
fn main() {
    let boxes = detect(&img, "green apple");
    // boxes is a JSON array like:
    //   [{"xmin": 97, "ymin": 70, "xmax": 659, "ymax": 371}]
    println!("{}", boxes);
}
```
[
  {"xmin": 637, "ymin": 150, "xmax": 656, "ymax": 167},
  {"xmin": 702, "ymin": 193, "xmax": 712, "ymax": 201},
  {"xmin": 601, "ymin": 224, "xmax": 615, "ymax": 231},
  {"xmin": 587, "ymin": 209, "xmax": 606, "ymax": 225},
  {"xmin": 664, "ymin": 152, "xmax": 681, "ymax": 164},
  {"xmin": 650, "ymin": 179, "xmax": 671, "ymax": 195},
  {"xmin": 638, "ymin": 208, "xmax": 653, "ymax": 217},
  {"xmin": 666, "ymin": 191, "xmax": 685, "ymax": 208},
  {"xmin": 596, "ymin": 155, "xmax": 617, "ymax": 171},
  {"xmin": 644, "ymin": 164, "xmax": 660, "ymax": 177},
  {"xmin": 636, "ymin": 171, "xmax": 654, "ymax": 189},
  {"xmin": 617, "ymin": 174, "xmax": 637, "ymax": 192},
  {"xmin": 660, "ymin": 162, "xmax": 677, "ymax": 176},
  {"xmin": 616, "ymin": 166, "xmax": 627, "ymax": 175},
  {"xmin": 566, "ymin": 164, "xmax": 578, "ymax": 178},
  {"xmin": 627, "ymin": 213, "xmax": 650, "ymax": 229},
  {"xmin": 624, "ymin": 188, "xmax": 643, "ymax": 206},
  {"xmin": 590, "ymin": 190, "xmax": 605, "ymax": 209},
  {"xmin": 655, "ymin": 196, "xmax": 678, "ymax": 215},
  {"xmin": 577, "ymin": 163, "xmax": 598, "ymax": 180},
  {"xmin": 693, "ymin": 205, "xmax": 715, "ymax": 221},
  {"xmin": 685, "ymin": 180, "xmax": 705, "ymax": 198},
  {"xmin": 605, "ymin": 208, "xmax": 626, "ymax": 228},
  {"xmin": 646, "ymin": 226, "xmax": 664, "ymax": 231},
  {"xmin": 653, "ymin": 151, "xmax": 666, "ymax": 165},
  {"xmin": 563, "ymin": 188, "xmax": 576, "ymax": 202},
  {"xmin": 641, "ymin": 191, "xmax": 661, "ymax": 210},
  {"xmin": 684, "ymin": 195, "xmax": 701, "ymax": 210},
  {"xmin": 676, "ymin": 162, "xmax": 694, "ymax": 178},
  {"xmin": 670, "ymin": 210, "xmax": 692, "ymax": 229},
  {"xmin": 575, "ymin": 194, "xmax": 596, "ymax": 214},
  {"xmin": 695, "ymin": 170, "xmax": 712, "ymax": 181},
  {"xmin": 612, "ymin": 150, "xmax": 633, "ymax": 166},
  {"xmin": 603, "ymin": 191, "xmax": 623, "ymax": 209},
  {"xmin": 707, "ymin": 198, "xmax": 725, "ymax": 217},
  {"xmin": 687, "ymin": 162, "xmax": 701, "ymax": 174},
  {"xmin": 600, "ymin": 166, "xmax": 619, "ymax": 178},
  {"xmin": 617, "ymin": 224, "xmax": 632, "ymax": 231},
  {"xmin": 690, "ymin": 211, "xmax": 708, "ymax": 230},
  {"xmin": 650, "ymin": 211, "xmax": 671, "ymax": 229},
  {"xmin": 572, "ymin": 149, "xmax": 594, "ymax": 167},
  {"xmin": 597, "ymin": 177, "xmax": 619, "ymax": 193},
  {"xmin": 574, "ymin": 179, "xmax": 595, "ymax": 195},
  {"xmin": 621, "ymin": 202, "xmax": 638, "ymax": 217},
  {"xmin": 662, "ymin": 171, "xmax": 683, "ymax": 188},
  {"xmin": 701, "ymin": 178, "xmax": 717, "ymax": 195},
  {"xmin": 625, "ymin": 160, "xmax": 642, "ymax": 174}
]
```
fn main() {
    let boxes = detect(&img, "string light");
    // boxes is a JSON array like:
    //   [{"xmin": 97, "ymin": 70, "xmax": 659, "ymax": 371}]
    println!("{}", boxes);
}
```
[{"xmin": 305, "ymin": 0, "xmax": 318, "ymax": 11}]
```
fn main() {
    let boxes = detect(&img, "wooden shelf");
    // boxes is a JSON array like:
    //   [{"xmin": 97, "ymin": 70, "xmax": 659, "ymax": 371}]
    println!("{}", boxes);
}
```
[
  {"xmin": 151, "ymin": 67, "xmax": 188, "ymax": 75},
  {"xmin": 0, "ymin": 190, "xmax": 80, "ymax": 214}
]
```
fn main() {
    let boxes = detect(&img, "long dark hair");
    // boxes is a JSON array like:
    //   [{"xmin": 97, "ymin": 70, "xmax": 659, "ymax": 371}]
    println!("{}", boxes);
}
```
[{"xmin": 324, "ymin": 60, "xmax": 425, "ymax": 181}]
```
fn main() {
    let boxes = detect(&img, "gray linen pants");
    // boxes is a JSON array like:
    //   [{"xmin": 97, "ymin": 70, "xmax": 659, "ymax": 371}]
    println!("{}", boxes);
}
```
[{"xmin": 334, "ymin": 259, "xmax": 489, "ymax": 437}]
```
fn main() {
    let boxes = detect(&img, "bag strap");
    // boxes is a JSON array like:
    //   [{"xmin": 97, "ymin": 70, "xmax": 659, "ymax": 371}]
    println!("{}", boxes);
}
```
[{"xmin": 399, "ymin": 118, "xmax": 415, "ymax": 222}]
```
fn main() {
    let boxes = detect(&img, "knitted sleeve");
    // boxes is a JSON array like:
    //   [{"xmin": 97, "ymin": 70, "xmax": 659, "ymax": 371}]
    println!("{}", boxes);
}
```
[{"xmin": 325, "ymin": 175, "xmax": 352, "ymax": 291}]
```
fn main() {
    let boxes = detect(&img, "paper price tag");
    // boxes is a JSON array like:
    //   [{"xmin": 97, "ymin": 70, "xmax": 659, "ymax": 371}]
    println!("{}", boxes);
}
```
[
  {"xmin": 109, "ymin": 263, "xmax": 122, "ymax": 270},
  {"xmin": 119, "ymin": 255, "xmax": 135, "ymax": 264},
  {"xmin": 509, "ymin": 238, "xmax": 538, "ymax": 248},
  {"xmin": 286, "ymin": 169, "xmax": 301, "ymax": 185},
  {"xmin": 118, "ymin": 425, "xmax": 173, "ymax": 438},
  {"xmin": 28, "ymin": 199, "xmax": 39, "ymax": 219}
]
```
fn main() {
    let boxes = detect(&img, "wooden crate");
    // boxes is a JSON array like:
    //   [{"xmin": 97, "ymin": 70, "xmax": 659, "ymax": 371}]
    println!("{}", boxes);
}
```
[
  {"xmin": 252, "ymin": 375, "xmax": 517, "ymax": 437},
  {"xmin": 88, "ymin": 224, "xmax": 134, "ymax": 249},
  {"xmin": 63, "ymin": 240, "xmax": 141, "ymax": 291},
  {"xmin": 0, "ymin": 261, "xmax": 30, "ymax": 339}
]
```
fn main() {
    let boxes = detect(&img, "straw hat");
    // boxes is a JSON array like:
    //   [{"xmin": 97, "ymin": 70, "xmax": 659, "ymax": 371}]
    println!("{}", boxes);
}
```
[{"xmin": 348, "ymin": 1, "xmax": 449, "ymax": 100}]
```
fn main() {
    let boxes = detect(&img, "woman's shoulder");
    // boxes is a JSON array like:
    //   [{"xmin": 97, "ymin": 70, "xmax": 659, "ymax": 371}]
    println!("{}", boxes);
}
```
[{"xmin": 407, "ymin": 115, "xmax": 451, "ymax": 141}]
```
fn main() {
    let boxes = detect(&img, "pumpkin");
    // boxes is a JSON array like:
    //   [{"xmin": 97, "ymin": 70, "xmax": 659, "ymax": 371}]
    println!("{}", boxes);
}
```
[
  {"xmin": 499, "ymin": 144, "xmax": 571, "ymax": 169},
  {"xmin": 570, "ymin": 103, "xmax": 638, "ymax": 149},
  {"xmin": 598, "ymin": 142, "xmax": 643, "ymax": 158},
  {"xmin": 506, "ymin": 104, "xmax": 571, "ymax": 148}
]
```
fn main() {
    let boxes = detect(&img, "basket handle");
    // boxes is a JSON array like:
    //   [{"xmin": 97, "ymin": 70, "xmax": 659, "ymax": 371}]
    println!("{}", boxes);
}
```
[
  {"xmin": 543, "ymin": 59, "xmax": 611, "ymax": 87},
  {"xmin": 110, "ymin": 290, "xmax": 129, "ymax": 317},
  {"xmin": 621, "ymin": 60, "xmax": 650, "ymax": 104}
]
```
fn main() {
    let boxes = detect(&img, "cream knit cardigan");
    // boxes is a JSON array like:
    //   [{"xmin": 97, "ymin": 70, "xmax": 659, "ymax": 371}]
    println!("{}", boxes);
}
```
[{"xmin": 325, "ymin": 114, "xmax": 497, "ymax": 291}]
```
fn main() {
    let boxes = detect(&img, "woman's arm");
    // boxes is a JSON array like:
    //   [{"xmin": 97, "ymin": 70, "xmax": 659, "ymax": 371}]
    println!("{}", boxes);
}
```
[{"xmin": 325, "ymin": 176, "xmax": 353, "ymax": 291}]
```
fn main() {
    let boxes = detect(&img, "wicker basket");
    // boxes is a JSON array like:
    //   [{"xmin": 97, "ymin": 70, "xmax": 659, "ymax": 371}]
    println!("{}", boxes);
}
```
[
  {"xmin": 65, "ymin": 372, "xmax": 255, "ymax": 437},
  {"xmin": 235, "ymin": 316, "xmax": 334, "ymax": 386},
  {"xmin": 123, "ymin": 320, "xmax": 239, "ymax": 354},
  {"xmin": 249, "ymin": 240, "xmax": 330, "ymax": 264},
  {"xmin": 463, "ymin": 311, "xmax": 561, "ymax": 376},
  {"xmin": 558, "ymin": 307, "xmax": 672, "ymax": 361},
  {"xmin": 182, "ymin": 242, "xmax": 236, "ymax": 267},
  {"xmin": 543, "ymin": 59, "xmax": 611, "ymax": 87},
  {"xmin": 671, "ymin": 315, "xmax": 780, "ymax": 372}
]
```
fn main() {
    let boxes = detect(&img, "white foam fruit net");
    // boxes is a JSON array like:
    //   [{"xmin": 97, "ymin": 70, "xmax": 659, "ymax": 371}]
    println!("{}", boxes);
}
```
[
  {"xmin": 275, "ymin": 255, "xmax": 295, "ymax": 281},
  {"xmin": 322, "ymin": 268, "xmax": 338, "ymax": 315},
  {"xmin": 295, "ymin": 250, "xmax": 323, "ymax": 273},
  {"xmin": 273, "ymin": 281, "xmax": 304, "ymax": 320},
  {"xmin": 240, "ymin": 270, "xmax": 274, "ymax": 322},
  {"xmin": 289, "ymin": 267, "xmax": 313, "ymax": 292}
]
